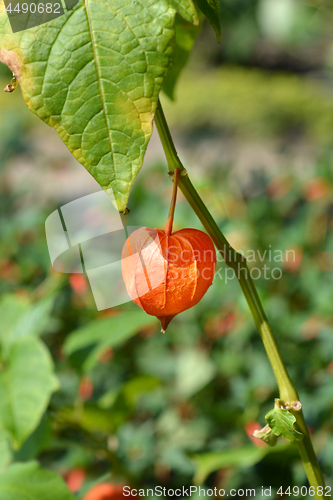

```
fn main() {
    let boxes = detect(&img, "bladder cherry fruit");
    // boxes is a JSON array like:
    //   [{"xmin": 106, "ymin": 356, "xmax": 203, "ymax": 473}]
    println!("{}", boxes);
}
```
[{"xmin": 121, "ymin": 169, "xmax": 216, "ymax": 332}]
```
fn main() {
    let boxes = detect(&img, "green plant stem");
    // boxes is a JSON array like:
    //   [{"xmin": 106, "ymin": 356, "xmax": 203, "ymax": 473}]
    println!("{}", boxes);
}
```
[
  {"xmin": 154, "ymin": 99, "xmax": 325, "ymax": 493},
  {"xmin": 165, "ymin": 167, "xmax": 179, "ymax": 235}
]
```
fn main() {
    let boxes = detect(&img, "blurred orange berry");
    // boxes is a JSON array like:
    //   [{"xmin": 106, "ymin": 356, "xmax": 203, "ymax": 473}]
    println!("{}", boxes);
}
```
[
  {"xmin": 69, "ymin": 273, "xmax": 88, "ymax": 295},
  {"xmin": 244, "ymin": 421, "xmax": 267, "ymax": 448},
  {"xmin": 283, "ymin": 246, "xmax": 303, "ymax": 273},
  {"xmin": 0, "ymin": 259, "xmax": 22, "ymax": 283},
  {"xmin": 79, "ymin": 376, "xmax": 93, "ymax": 401},
  {"xmin": 304, "ymin": 177, "xmax": 331, "ymax": 201},
  {"xmin": 56, "ymin": 345, "xmax": 65, "ymax": 361},
  {"xmin": 65, "ymin": 468, "xmax": 86, "ymax": 492},
  {"xmin": 301, "ymin": 315, "xmax": 324, "ymax": 340},
  {"xmin": 267, "ymin": 176, "xmax": 291, "ymax": 200},
  {"xmin": 205, "ymin": 309, "xmax": 237, "ymax": 339},
  {"xmin": 83, "ymin": 483, "xmax": 135, "ymax": 500}
]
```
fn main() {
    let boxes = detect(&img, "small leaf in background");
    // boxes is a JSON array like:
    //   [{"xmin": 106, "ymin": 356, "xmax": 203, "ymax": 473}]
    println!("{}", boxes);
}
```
[
  {"xmin": 175, "ymin": 349, "xmax": 215, "ymax": 398},
  {"xmin": 265, "ymin": 401, "xmax": 303, "ymax": 445},
  {"xmin": 157, "ymin": 408, "xmax": 210, "ymax": 453},
  {"xmin": 0, "ymin": 336, "xmax": 58, "ymax": 448},
  {"xmin": 163, "ymin": 15, "xmax": 202, "ymax": 100},
  {"xmin": 64, "ymin": 309, "xmax": 158, "ymax": 372},
  {"xmin": 192, "ymin": 444, "xmax": 290, "ymax": 484},
  {"xmin": 11, "ymin": 294, "xmax": 55, "ymax": 340},
  {"xmin": 0, "ymin": 294, "xmax": 29, "ymax": 350},
  {"xmin": 0, "ymin": 293, "xmax": 55, "ymax": 352},
  {"xmin": 13, "ymin": 415, "xmax": 52, "ymax": 462},
  {"xmin": 122, "ymin": 375, "xmax": 161, "ymax": 407},
  {"xmin": 193, "ymin": 446, "xmax": 267, "ymax": 485},
  {"xmin": 168, "ymin": 0, "xmax": 199, "ymax": 24},
  {"xmin": 0, "ymin": 462, "xmax": 76, "ymax": 500},
  {"xmin": 59, "ymin": 406, "xmax": 118, "ymax": 434},
  {"xmin": 193, "ymin": 0, "xmax": 221, "ymax": 42}
]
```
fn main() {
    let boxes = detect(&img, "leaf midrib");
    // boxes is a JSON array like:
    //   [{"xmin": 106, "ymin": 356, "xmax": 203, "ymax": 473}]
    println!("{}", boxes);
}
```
[
  {"xmin": 84, "ymin": 0, "xmax": 118, "ymax": 198},
  {"xmin": 2, "ymin": 360, "xmax": 19, "ymax": 443}
]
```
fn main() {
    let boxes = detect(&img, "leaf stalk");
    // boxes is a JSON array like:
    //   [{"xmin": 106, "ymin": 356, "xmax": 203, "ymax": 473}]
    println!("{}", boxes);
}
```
[{"xmin": 165, "ymin": 167, "xmax": 179, "ymax": 235}]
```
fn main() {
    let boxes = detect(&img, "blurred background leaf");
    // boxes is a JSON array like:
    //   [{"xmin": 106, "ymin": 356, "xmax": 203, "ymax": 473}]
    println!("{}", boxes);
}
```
[
  {"xmin": 0, "ymin": 335, "xmax": 58, "ymax": 448},
  {"xmin": 0, "ymin": 462, "xmax": 75, "ymax": 500}
]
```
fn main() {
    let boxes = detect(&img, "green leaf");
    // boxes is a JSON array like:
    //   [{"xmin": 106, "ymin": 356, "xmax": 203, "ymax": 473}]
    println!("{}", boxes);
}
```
[
  {"xmin": 0, "ymin": 294, "xmax": 55, "ymax": 354},
  {"xmin": 265, "ymin": 406, "xmax": 304, "ymax": 444},
  {"xmin": 13, "ymin": 415, "xmax": 52, "ymax": 462},
  {"xmin": 122, "ymin": 375, "xmax": 161, "ymax": 406},
  {"xmin": 252, "ymin": 424, "xmax": 278, "ymax": 447},
  {"xmin": 0, "ymin": 294, "xmax": 29, "ymax": 351},
  {"xmin": 0, "ymin": 432, "xmax": 11, "ymax": 473},
  {"xmin": 193, "ymin": 0, "xmax": 221, "ymax": 42},
  {"xmin": 175, "ymin": 349, "xmax": 215, "ymax": 398},
  {"xmin": 0, "ymin": 0, "xmax": 198, "ymax": 212},
  {"xmin": 12, "ymin": 295, "xmax": 55, "ymax": 340},
  {"xmin": 59, "ymin": 406, "xmax": 121, "ymax": 433},
  {"xmin": 0, "ymin": 337, "xmax": 58, "ymax": 448},
  {"xmin": 163, "ymin": 15, "xmax": 202, "ymax": 100},
  {"xmin": 64, "ymin": 309, "xmax": 158, "ymax": 371},
  {"xmin": 192, "ymin": 444, "xmax": 290, "ymax": 484},
  {"xmin": 193, "ymin": 444, "xmax": 289, "ymax": 485},
  {"xmin": 168, "ymin": 0, "xmax": 199, "ymax": 24},
  {"xmin": 0, "ymin": 462, "xmax": 76, "ymax": 500}
]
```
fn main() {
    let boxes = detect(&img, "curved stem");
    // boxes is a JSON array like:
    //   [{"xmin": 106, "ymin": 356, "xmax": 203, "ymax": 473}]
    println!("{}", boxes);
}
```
[{"xmin": 154, "ymin": 99, "xmax": 325, "ymax": 493}]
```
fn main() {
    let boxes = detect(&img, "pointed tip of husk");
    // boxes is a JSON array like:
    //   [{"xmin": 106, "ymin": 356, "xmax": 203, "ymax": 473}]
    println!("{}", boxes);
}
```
[{"xmin": 158, "ymin": 315, "xmax": 175, "ymax": 333}]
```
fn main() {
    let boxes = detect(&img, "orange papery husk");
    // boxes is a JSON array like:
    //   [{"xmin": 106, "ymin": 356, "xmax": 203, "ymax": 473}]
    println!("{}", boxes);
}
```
[{"xmin": 121, "ymin": 226, "xmax": 216, "ymax": 332}]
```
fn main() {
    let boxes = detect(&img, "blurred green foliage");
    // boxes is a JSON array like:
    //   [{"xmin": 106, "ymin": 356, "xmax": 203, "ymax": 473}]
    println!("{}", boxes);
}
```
[
  {"xmin": 1, "ymin": 68, "xmax": 333, "ymax": 494},
  {"xmin": 162, "ymin": 66, "xmax": 333, "ymax": 144},
  {"xmin": 1, "ymin": 0, "xmax": 333, "ymax": 495}
]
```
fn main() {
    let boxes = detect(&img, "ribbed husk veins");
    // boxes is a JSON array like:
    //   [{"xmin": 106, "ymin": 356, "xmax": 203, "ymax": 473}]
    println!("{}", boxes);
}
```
[{"xmin": 121, "ymin": 226, "xmax": 216, "ymax": 332}]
